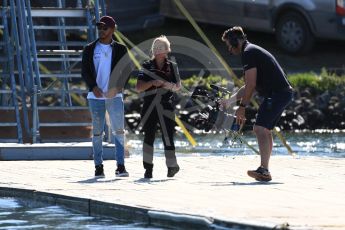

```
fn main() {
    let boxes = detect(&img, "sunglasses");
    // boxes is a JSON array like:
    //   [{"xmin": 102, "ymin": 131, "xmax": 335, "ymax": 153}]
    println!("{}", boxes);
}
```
[{"xmin": 97, "ymin": 26, "xmax": 109, "ymax": 31}]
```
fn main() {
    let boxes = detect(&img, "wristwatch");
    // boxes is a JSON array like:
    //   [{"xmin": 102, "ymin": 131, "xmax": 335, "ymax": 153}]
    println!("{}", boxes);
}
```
[{"xmin": 239, "ymin": 102, "xmax": 247, "ymax": 108}]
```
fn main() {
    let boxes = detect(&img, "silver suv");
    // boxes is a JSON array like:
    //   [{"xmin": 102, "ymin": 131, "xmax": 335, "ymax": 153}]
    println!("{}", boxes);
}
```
[{"xmin": 160, "ymin": 0, "xmax": 345, "ymax": 54}]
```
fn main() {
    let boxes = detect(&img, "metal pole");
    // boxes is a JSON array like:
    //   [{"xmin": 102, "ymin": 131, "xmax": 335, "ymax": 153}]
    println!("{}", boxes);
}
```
[
  {"xmin": 86, "ymin": 2, "xmax": 95, "ymax": 42},
  {"xmin": 24, "ymin": 0, "xmax": 42, "ymax": 90},
  {"xmin": 94, "ymin": 0, "xmax": 100, "ymax": 22},
  {"xmin": 76, "ymin": 0, "xmax": 82, "ymax": 8},
  {"xmin": 18, "ymin": 0, "xmax": 39, "ymax": 139},
  {"xmin": 1, "ymin": 3, "xmax": 9, "ymax": 106},
  {"xmin": 57, "ymin": 0, "xmax": 72, "ymax": 106},
  {"xmin": 10, "ymin": 0, "xmax": 30, "ymax": 136},
  {"xmin": 15, "ymin": 0, "xmax": 33, "ymax": 92},
  {"xmin": 32, "ymin": 85, "xmax": 40, "ymax": 143},
  {"xmin": 100, "ymin": 0, "xmax": 106, "ymax": 16}
]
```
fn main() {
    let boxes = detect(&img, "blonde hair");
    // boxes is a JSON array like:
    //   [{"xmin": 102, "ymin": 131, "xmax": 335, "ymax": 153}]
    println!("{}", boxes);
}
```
[{"xmin": 151, "ymin": 35, "xmax": 171, "ymax": 58}]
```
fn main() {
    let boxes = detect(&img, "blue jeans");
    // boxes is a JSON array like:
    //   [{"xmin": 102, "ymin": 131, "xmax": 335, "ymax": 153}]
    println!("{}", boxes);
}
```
[{"xmin": 88, "ymin": 98, "xmax": 125, "ymax": 166}]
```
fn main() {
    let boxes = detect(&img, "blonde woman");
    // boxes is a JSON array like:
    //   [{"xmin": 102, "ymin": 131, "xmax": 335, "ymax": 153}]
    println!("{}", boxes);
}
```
[{"xmin": 136, "ymin": 36, "xmax": 181, "ymax": 178}]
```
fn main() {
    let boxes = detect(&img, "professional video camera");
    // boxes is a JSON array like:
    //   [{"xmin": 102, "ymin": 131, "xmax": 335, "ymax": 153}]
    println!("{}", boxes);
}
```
[{"xmin": 187, "ymin": 84, "xmax": 235, "ymax": 132}]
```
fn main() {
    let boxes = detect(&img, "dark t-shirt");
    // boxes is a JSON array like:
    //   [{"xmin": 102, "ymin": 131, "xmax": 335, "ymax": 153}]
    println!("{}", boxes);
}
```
[
  {"xmin": 241, "ymin": 41, "xmax": 291, "ymax": 97},
  {"xmin": 138, "ymin": 59, "xmax": 179, "ymax": 102}
]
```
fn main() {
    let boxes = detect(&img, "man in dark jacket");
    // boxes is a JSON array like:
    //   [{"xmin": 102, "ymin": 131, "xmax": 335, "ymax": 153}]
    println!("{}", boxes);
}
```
[
  {"xmin": 221, "ymin": 26, "xmax": 293, "ymax": 182},
  {"xmin": 81, "ymin": 16, "xmax": 129, "ymax": 177}
]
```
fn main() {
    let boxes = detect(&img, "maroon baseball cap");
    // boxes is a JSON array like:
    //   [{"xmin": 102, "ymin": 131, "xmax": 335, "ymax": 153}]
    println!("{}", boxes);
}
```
[{"xmin": 96, "ymin": 16, "xmax": 116, "ymax": 28}]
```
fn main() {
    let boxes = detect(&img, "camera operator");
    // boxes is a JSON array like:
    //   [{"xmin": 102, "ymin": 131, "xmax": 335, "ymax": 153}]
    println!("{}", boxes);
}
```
[
  {"xmin": 221, "ymin": 26, "xmax": 293, "ymax": 182},
  {"xmin": 136, "ymin": 35, "xmax": 181, "ymax": 179}
]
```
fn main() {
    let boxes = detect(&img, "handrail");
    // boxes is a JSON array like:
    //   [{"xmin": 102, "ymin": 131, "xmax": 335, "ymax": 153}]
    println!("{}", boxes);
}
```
[{"xmin": 1, "ymin": 0, "xmax": 23, "ymax": 143}]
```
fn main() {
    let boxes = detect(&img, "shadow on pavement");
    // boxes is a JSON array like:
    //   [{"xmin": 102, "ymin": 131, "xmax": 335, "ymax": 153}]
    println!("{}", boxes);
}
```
[
  {"xmin": 210, "ymin": 181, "xmax": 284, "ymax": 186},
  {"xmin": 74, "ymin": 178, "xmax": 123, "ymax": 183},
  {"xmin": 134, "ymin": 178, "xmax": 175, "ymax": 184}
]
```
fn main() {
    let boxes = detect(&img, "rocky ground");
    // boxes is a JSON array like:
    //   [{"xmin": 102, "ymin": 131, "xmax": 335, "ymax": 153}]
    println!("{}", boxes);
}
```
[
  {"xmin": 123, "ymin": 85, "xmax": 345, "ymax": 133},
  {"xmin": 281, "ymin": 88, "xmax": 345, "ymax": 130}
]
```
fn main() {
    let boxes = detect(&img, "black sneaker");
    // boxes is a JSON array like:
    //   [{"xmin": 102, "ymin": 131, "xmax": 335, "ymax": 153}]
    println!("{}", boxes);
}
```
[
  {"xmin": 144, "ymin": 168, "xmax": 153, "ymax": 179},
  {"xmin": 115, "ymin": 164, "xmax": 129, "ymax": 177},
  {"xmin": 95, "ymin": 164, "xmax": 105, "ymax": 177},
  {"xmin": 247, "ymin": 166, "xmax": 272, "ymax": 182},
  {"xmin": 143, "ymin": 162, "xmax": 153, "ymax": 179},
  {"xmin": 167, "ymin": 165, "xmax": 180, "ymax": 177}
]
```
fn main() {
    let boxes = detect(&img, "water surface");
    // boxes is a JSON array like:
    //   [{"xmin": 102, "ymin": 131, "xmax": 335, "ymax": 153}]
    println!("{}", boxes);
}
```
[
  {"xmin": 127, "ymin": 131, "xmax": 345, "ymax": 157},
  {"xmin": 0, "ymin": 197, "xmax": 164, "ymax": 229}
]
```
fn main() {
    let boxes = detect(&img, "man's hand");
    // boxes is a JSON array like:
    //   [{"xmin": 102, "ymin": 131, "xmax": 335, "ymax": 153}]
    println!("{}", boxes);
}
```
[
  {"xmin": 92, "ymin": 86, "xmax": 103, "ymax": 98},
  {"xmin": 104, "ymin": 87, "xmax": 120, "ymax": 98},
  {"xmin": 152, "ymin": 80, "xmax": 164, "ymax": 87},
  {"xmin": 235, "ymin": 106, "xmax": 246, "ymax": 125},
  {"xmin": 220, "ymin": 99, "xmax": 230, "ymax": 110},
  {"xmin": 162, "ymin": 81, "xmax": 175, "ymax": 90}
]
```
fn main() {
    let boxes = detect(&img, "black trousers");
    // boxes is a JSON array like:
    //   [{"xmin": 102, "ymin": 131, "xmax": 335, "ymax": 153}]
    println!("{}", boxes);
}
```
[{"xmin": 140, "ymin": 100, "xmax": 177, "ymax": 167}]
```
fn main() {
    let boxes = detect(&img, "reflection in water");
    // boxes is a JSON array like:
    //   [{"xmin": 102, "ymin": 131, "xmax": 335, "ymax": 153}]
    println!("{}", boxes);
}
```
[
  {"xmin": 126, "ymin": 132, "xmax": 345, "ymax": 157},
  {"xmin": 0, "ymin": 197, "xmax": 164, "ymax": 230}
]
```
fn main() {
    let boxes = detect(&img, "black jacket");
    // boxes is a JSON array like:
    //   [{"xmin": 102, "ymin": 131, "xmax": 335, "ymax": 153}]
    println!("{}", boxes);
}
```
[
  {"xmin": 138, "ymin": 59, "xmax": 180, "ymax": 103},
  {"xmin": 81, "ymin": 39, "xmax": 128, "ymax": 91}
]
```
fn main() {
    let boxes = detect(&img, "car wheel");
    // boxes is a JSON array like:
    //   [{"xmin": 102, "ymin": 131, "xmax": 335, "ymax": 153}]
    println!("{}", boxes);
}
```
[{"xmin": 276, "ymin": 12, "xmax": 315, "ymax": 54}]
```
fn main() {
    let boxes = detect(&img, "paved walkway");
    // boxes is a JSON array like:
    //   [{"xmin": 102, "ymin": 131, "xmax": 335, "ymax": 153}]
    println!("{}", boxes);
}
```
[{"xmin": 1, "ymin": 155, "xmax": 344, "ymax": 229}]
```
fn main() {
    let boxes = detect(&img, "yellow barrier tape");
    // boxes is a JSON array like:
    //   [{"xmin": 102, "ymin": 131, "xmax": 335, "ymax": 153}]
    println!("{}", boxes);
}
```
[
  {"xmin": 114, "ymin": 31, "xmax": 141, "ymax": 69},
  {"xmin": 175, "ymin": 116, "xmax": 197, "ymax": 147},
  {"xmin": 38, "ymin": 63, "xmax": 86, "ymax": 106},
  {"xmin": 116, "ymin": 31, "xmax": 149, "ymax": 58}
]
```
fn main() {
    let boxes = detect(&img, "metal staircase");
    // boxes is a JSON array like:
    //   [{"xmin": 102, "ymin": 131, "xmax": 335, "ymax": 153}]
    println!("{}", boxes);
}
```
[{"xmin": 0, "ymin": 0, "xmax": 105, "ymax": 143}]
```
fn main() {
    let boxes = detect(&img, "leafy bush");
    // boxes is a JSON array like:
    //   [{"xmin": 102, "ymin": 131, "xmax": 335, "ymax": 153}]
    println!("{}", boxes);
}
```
[
  {"xmin": 287, "ymin": 68, "xmax": 345, "ymax": 93},
  {"xmin": 127, "ymin": 74, "xmax": 230, "ymax": 89},
  {"xmin": 182, "ymin": 74, "xmax": 229, "ymax": 89},
  {"xmin": 126, "ymin": 69, "xmax": 345, "ymax": 94}
]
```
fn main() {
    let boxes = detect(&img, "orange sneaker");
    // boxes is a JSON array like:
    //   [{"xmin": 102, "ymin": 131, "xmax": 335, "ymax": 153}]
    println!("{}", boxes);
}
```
[{"xmin": 247, "ymin": 167, "xmax": 272, "ymax": 182}]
